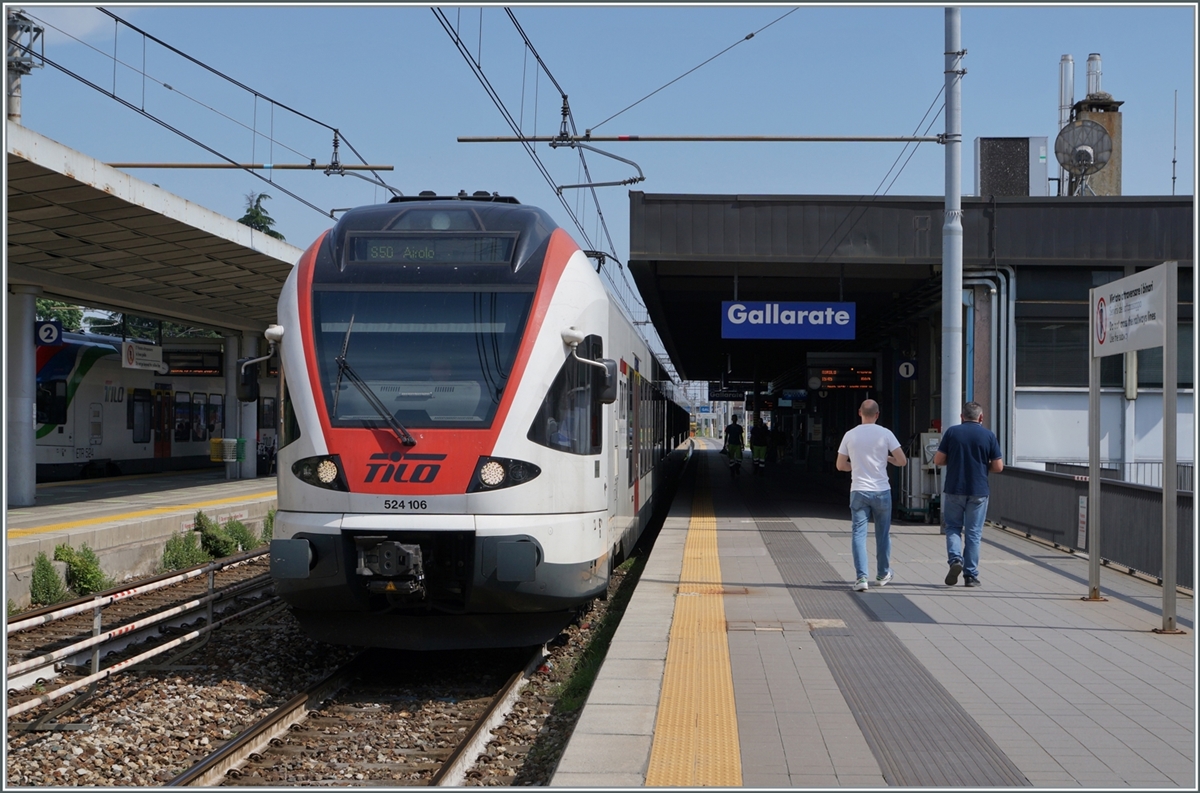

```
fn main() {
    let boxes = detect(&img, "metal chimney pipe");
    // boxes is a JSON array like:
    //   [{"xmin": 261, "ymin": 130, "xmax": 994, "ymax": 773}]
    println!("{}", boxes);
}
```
[
  {"xmin": 1058, "ymin": 55, "xmax": 1074, "ymax": 196},
  {"xmin": 1059, "ymin": 55, "xmax": 1075, "ymax": 127},
  {"xmin": 1086, "ymin": 53, "xmax": 1102, "ymax": 96}
]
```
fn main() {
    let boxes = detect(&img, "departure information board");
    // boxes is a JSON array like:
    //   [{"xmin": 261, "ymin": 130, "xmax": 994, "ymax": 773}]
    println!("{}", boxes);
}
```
[{"xmin": 809, "ymin": 366, "xmax": 874, "ymax": 390}]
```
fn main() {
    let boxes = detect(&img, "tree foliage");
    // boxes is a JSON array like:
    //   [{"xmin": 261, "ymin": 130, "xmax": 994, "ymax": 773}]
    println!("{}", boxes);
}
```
[
  {"xmin": 237, "ymin": 192, "xmax": 285, "ymax": 240},
  {"xmin": 35, "ymin": 299, "xmax": 83, "ymax": 332},
  {"xmin": 82, "ymin": 311, "xmax": 221, "ymax": 339}
]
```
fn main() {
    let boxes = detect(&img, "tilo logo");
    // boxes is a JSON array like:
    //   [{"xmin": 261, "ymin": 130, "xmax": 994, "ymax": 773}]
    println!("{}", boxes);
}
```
[{"xmin": 364, "ymin": 452, "xmax": 447, "ymax": 483}]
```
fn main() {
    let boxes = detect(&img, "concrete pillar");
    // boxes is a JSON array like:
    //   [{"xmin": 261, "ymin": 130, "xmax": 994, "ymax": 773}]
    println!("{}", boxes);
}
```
[
  {"xmin": 223, "ymin": 334, "xmax": 239, "ymax": 480},
  {"xmin": 8, "ymin": 284, "xmax": 41, "ymax": 506},
  {"xmin": 240, "ymin": 333, "xmax": 259, "ymax": 479}
]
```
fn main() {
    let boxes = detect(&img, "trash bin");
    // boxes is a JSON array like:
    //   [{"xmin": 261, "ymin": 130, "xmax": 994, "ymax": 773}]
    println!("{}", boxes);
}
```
[
  {"xmin": 235, "ymin": 438, "xmax": 246, "ymax": 462},
  {"xmin": 209, "ymin": 438, "xmax": 224, "ymax": 463}
]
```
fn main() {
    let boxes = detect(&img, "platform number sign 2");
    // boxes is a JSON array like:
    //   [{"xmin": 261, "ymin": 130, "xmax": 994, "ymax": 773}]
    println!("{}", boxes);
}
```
[
  {"xmin": 35, "ymin": 319, "xmax": 63, "ymax": 346},
  {"xmin": 897, "ymin": 360, "xmax": 917, "ymax": 380}
]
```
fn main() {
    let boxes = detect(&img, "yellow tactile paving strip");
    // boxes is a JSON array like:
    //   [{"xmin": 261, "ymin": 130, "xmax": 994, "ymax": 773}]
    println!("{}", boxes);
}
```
[
  {"xmin": 5, "ymin": 491, "xmax": 277, "ymax": 539},
  {"xmin": 644, "ymin": 479, "xmax": 742, "ymax": 786}
]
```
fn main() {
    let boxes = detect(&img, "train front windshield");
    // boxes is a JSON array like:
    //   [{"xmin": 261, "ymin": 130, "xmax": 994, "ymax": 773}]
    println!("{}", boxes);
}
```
[{"xmin": 312, "ymin": 290, "xmax": 533, "ymax": 429}]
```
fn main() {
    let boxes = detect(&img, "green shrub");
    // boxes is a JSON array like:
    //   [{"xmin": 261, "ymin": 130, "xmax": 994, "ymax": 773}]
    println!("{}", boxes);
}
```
[
  {"xmin": 30, "ymin": 551, "xmax": 68, "ymax": 605},
  {"xmin": 161, "ymin": 531, "xmax": 211, "ymax": 571},
  {"xmin": 53, "ymin": 543, "xmax": 113, "ymax": 596},
  {"xmin": 8, "ymin": 598, "xmax": 19, "ymax": 617},
  {"xmin": 195, "ymin": 510, "xmax": 238, "ymax": 558},
  {"xmin": 261, "ymin": 508, "xmax": 276, "ymax": 544},
  {"xmin": 223, "ymin": 518, "xmax": 260, "ymax": 552}
]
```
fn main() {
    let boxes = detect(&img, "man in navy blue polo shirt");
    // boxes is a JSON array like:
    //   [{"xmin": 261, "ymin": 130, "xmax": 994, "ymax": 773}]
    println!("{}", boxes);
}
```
[{"xmin": 933, "ymin": 402, "xmax": 1004, "ymax": 588}]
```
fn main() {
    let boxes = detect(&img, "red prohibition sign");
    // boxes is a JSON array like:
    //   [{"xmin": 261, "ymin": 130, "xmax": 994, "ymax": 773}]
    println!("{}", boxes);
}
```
[{"xmin": 1095, "ymin": 297, "xmax": 1107, "ymax": 345}]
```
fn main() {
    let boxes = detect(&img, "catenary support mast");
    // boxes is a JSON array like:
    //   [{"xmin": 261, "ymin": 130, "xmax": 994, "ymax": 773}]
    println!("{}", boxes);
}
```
[{"xmin": 942, "ymin": 8, "xmax": 964, "ymax": 432}]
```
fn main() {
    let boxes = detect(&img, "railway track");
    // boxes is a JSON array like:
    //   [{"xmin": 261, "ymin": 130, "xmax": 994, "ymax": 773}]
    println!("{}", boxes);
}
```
[
  {"xmin": 169, "ymin": 647, "xmax": 543, "ymax": 787},
  {"xmin": 6, "ymin": 550, "xmax": 276, "ymax": 728}
]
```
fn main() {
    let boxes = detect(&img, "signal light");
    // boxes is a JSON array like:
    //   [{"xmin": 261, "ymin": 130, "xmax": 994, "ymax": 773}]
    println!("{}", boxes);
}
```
[{"xmin": 468, "ymin": 456, "xmax": 541, "ymax": 492}]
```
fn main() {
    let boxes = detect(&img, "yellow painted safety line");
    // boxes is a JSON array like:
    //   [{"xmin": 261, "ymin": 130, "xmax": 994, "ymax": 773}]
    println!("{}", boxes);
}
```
[
  {"xmin": 6, "ymin": 490, "xmax": 277, "ymax": 539},
  {"xmin": 645, "ymin": 472, "xmax": 742, "ymax": 787}
]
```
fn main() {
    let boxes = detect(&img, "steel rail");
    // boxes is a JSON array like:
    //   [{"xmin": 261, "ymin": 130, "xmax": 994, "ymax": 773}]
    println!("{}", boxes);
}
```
[
  {"xmin": 430, "ymin": 646, "xmax": 545, "ymax": 786},
  {"xmin": 8, "ymin": 574, "xmax": 271, "ymax": 677},
  {"xmin": 166, "ymin": 655, "xmax": 364, "ymax": 787},
  {"xmin": 7, "ymin": 549, "xmax": 268, "ymax": 634},
  {"xmin": 7, "ymin": 596, "xmax": 278, "ymax": 719},
  {"xmin": 167, "ymin": 647, "xmax": 543, "ymax": 786}
]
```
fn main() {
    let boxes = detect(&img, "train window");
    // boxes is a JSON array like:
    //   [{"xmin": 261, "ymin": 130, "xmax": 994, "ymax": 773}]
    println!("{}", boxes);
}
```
[
  {"xmin": 280, "ymin": 373, "xmax": 302, "ymax": 449},
  {"xmin": 207, "ymin": 395, "xmax": 224, "ymax": 438},
  {"xmin": 389, "ymin": 208, "xmax": 481, "ymax": 231},
  {"xmin": 130, "ymin": 389, "xmax": 152, "ymax": 444},
  {"xmin": 36, "ymin": 379, "xmax": 68, "ymax": 425},
  {"xmin": 260, "ymin": 397, "xmax": 278, "ymax": 433},
  {"xmin": 312, "ymin": 289, "xmax": 533, "ymax": 429},
  {"xmin": 174, "ymin": 392, "xmax": 191, "ymax": 442},
  {"xmin": 191, "ymin": 393, "xmax": 208, "ymax": 442},
  {"xmin": 527, "ymin": 335, "xmax": 604, "ymax": 456}
]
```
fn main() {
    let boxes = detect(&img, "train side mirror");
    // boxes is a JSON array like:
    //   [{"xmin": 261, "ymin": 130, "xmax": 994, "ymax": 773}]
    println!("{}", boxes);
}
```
[
  {"xmin": 596, "ymin": 359, "xmax": 618, "ymax": 404},
  {"xmin": 237, "ymin": 358, "xmax": 260, "ymax": 402}
]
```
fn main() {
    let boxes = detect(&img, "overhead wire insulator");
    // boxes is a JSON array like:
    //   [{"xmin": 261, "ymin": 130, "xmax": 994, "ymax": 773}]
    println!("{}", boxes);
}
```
[{"xmin": 324, "ymin": 131, "xmax": 344, "ymax": 176}]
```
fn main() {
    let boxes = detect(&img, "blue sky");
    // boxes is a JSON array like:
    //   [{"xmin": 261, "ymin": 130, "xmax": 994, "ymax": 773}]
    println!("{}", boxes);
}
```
[{"xmin": 12, "ymin": 3, "xmax": 1197, "ymax": 323}]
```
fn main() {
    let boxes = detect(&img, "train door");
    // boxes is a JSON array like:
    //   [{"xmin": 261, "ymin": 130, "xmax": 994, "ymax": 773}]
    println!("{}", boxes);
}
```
[{"xmin": 152, "ymin": 388, "xmax": 172, "ymax": 458}]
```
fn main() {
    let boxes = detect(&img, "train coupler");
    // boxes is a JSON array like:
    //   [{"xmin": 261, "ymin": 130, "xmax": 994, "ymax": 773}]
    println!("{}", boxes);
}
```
[{"xmin": 354, "ymin": 537, "xmax": 426, "ymax": 596}]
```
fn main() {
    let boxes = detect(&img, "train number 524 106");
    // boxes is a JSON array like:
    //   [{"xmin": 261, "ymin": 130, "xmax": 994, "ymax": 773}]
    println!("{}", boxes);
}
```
[{"xmin": 383, "ymin": 499, "xmax": 427, "ymax": 511}]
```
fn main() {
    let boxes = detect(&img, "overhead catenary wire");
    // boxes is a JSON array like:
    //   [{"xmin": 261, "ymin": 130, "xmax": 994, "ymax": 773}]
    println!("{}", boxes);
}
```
[
  {"xmin": 503, "ymin": 9, "xmax": 649, "ymax": 321},
  {"xmin": 589, "ymin": 7, "xmax": 799, "ymax": 133},
  {"xmin": 92, "ymin": 8, "xmax": 395, "ymax": 195},
  {"xmin": 431, "ymin": 7, "xmax": 595, "ymax": 253},
  {"xmin": 23, "ymin": 10, "xmax": 312, "ymax": 163},
  {"xmin": 8, "ymin": 38, "xmax": 333, "ymax": 218}
]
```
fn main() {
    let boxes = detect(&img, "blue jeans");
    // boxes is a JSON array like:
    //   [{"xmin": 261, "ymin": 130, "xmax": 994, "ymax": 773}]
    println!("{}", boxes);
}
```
[
  {"xmin": 943, "ymin": 494, "xmax": 988, "ymax": 578},
  {"xmin": 850, "ymin": 490, "xmax": 892, "ymax": 581}
]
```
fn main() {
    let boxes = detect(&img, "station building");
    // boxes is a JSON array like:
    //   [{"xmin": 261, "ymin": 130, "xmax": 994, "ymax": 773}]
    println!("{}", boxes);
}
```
[{"xmin": 627, "ymin": 190, "xmax": 1194, "ymax": 489}]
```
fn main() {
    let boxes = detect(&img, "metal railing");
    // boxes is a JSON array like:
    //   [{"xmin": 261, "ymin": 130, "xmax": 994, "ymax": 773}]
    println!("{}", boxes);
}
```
[
  {"xmin": 1042, "ymin": 461, "xmax": 1194, "ymax": 492},
  {"xmin": 989, "ymin": 467, "xmax": 1193, "ymax": 591}
]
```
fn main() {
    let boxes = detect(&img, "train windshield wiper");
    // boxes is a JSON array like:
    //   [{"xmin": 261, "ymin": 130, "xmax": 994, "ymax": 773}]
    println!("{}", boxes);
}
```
[{"xmin": 333, "ymin": 318, "xmax": 416, "ymax": 447}]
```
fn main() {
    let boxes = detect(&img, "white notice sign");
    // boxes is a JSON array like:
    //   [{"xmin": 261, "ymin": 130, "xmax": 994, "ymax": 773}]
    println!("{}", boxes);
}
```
[
  {"xmin": 1091, "ymin": 263, "xmax": 1166, "ymax": 358},
  {"xmin": 122, "ymin": 341, "xmax": 164, "ymax": 371}
]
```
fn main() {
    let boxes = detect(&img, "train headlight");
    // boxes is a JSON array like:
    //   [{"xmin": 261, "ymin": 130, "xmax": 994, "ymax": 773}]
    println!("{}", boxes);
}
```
[
  {"xmin": 468, "ymin": 456, "xmax": 541, "ymax": 492},
  {"xmin": 479, "ymin": 461, "xmax": 506, "ymax": 487},
  {"xmin": 316, "ymin": 459, "xmax": 338, "ymax": 484},
  {"xmin": 292, "ymin": 455, "xmax": 349, "ymax": 491}
]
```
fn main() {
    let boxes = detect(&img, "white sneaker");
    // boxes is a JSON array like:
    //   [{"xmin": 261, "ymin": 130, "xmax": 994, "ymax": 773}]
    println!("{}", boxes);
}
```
[
  {"xmin": 876, "ymin": 571, "xmax": 894, "ymax": 587},
  {"xmin": 853, "ymin": 577, "xmax": 869, "ymax": 592}
]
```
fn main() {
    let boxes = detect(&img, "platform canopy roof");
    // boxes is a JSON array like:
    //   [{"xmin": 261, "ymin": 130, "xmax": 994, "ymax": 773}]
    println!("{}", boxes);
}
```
[
  {"xmin": 6, "ymin": 122, "xmax": 305, "ymax": 333},
  {"xmin": 627, "ymin": 191, "xmax": 1193, "ymax": 386}
]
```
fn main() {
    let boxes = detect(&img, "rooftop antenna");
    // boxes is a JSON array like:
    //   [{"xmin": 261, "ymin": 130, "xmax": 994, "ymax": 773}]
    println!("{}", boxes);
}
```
[
  {"xmin": 1054, "ymin": 118, "xmax": 1112, "ymax": 196},
  {"xmin": 1172, "ymin": 89, "xmax": 1178, "ymax": 196}
]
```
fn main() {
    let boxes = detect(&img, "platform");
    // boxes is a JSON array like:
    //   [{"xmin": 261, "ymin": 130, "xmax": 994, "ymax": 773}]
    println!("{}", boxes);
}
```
[
  {"xmin": 5, "ymin": 470, "xmax": 276, "ymax": 608},
  {"xmin": 552, "ymin": 441, "xmax": 1196, "ymax": 788}
]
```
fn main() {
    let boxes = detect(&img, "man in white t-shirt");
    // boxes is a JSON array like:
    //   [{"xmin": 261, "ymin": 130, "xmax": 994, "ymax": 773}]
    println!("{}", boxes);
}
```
[{"xmin": 836, "ymin": 399, "xmax": 907, "ymax": 592}]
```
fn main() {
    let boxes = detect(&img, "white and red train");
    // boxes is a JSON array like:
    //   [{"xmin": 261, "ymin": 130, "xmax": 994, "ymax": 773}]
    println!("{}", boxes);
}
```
[{"xmin": 267, "ymin": 194, "xmax": 691, "ymax": 650}]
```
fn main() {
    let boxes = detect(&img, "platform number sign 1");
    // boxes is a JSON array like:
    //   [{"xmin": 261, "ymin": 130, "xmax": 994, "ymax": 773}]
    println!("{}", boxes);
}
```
[
  {"xmin": 35, "ymin": 319, "xmax": 63, "ymax": 346},
  {"xmin": 897, "ymin": 360, "xmax": 917, "ymax": 380}
]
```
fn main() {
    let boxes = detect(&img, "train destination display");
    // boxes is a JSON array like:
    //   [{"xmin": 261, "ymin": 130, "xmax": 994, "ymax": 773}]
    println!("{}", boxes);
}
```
[{"xmin": 347, "ymin": 234, "xmax": 516, "ymax": 264}]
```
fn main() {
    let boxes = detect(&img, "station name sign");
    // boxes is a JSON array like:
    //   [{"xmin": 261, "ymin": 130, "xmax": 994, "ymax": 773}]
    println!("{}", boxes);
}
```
[
  {"xmin": 1091, "ymin": 263, "xmax": 1166, "ymax": 357},
  {"xmin": 722, "ymin": 301, "xmax": 855, "ymax": 340}
]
